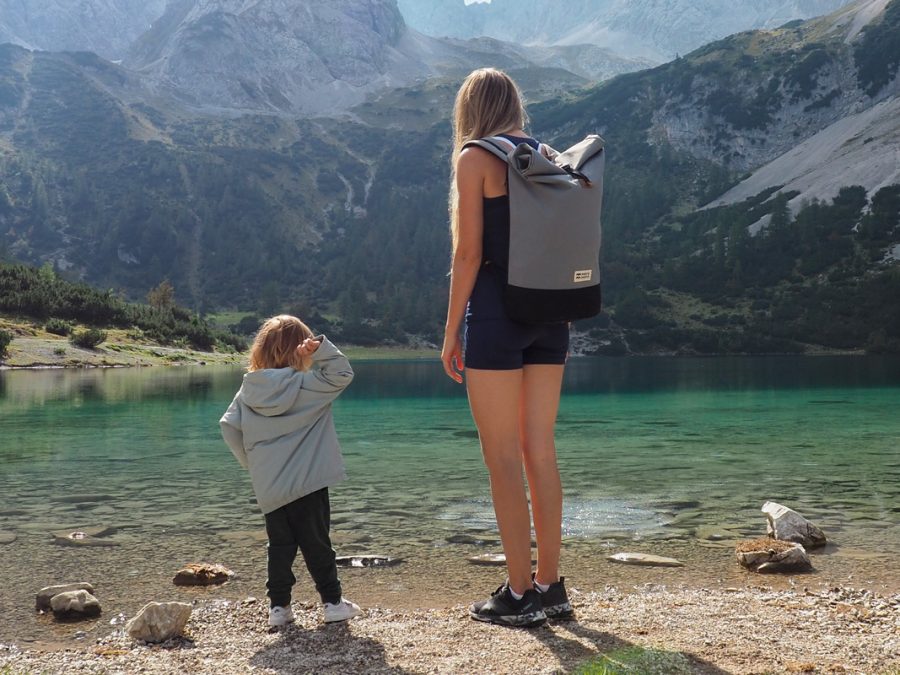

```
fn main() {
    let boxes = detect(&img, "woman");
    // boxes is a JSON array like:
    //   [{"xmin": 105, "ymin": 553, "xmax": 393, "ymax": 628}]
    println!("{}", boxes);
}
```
[{"xmin": 441, "ymin": 68, "xmax": 573, "ymax": 628}]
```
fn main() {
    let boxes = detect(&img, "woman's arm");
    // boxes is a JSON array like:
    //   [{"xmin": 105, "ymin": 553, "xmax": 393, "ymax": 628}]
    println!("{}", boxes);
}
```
[{"xmin": 442, "ymin": 148, "xmax": 487, "ymax": 383}]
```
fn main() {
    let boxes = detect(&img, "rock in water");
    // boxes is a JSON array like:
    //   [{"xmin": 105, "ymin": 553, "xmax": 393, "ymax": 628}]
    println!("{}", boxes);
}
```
[
  {"xmin": 335, "ymin": 555, "xmax": 401, "ymax": 568},
  {"xmin": 735, "ymin": 537, "xmax": 812, "ymax": 573},
  {"xmin": 36, "ymin": 583, "xmax": 95, "ymax": 611},
  {"xmin": 0, "ymin": 531, "xmax": 16, "ymax": 544},
  {"xmin": 125, "ymin": 602, "xmax": 192, "ymax": 643},
  {"xmin": 50, "ymin": 590, "xmax": 102, "ymax": 619},
  {"xmin": 52, "ymin": 527, "xmax": 119, "ymax": 547},
  {"xmin": 607, "ymin": 552, "xmax": 685, "ymax": 567},
  {"xmin": 762, "ymin": 501, "xmax": 827, "ymax": 548},
  {"xmin": 172, "ymin": 563, "xmax": 234, "ymax": 586},
  {"xmin": 467, "ymin": 553, "xmax": 507, "ymax": 566}
]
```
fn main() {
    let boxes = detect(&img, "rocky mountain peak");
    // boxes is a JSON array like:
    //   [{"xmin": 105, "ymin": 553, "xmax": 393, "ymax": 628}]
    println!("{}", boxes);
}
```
[{"xmin": 126, "ymin": 0, "xmax": 417, "ymax": 115}]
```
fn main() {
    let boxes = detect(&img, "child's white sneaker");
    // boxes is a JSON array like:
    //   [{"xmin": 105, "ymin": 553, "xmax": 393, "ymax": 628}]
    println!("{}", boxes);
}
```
[
  {"xmin": 268, "ymin": 605, "xmax": 295, "ymax": 627},
  {"xmin": 323, "ymin": 598, "xmax": 361, "ymax": 623}
]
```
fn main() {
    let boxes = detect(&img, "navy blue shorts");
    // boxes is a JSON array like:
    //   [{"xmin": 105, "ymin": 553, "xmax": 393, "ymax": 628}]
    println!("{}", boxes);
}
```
[{"xmin": 464, "ymin": 268, "xmax": 569, "ymax": 370}]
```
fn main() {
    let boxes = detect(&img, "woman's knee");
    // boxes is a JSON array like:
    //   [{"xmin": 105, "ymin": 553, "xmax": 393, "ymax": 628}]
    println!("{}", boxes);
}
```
[{"xmin": 480, "ymin": 441, "xmax": 523, "ymax": 475}]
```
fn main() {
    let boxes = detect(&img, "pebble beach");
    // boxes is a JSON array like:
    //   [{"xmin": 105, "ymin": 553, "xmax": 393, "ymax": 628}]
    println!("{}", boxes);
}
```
[{"xmin": 2, "ymin": 585, "xmax": 897, "ymax": 674}]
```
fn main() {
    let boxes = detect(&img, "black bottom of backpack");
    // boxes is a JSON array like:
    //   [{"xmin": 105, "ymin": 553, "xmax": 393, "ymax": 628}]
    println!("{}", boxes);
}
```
[{"xmin": 504, "ymin": 284, "xmax": 602, "ymax": 324}]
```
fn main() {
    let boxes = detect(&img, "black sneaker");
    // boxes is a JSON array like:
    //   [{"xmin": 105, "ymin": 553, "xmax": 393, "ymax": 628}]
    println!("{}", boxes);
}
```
[
  {"xmin": 469, "ymin": 584, "xmax": 547, "ymax": 628},
  {"xmin": 533, "ymin": 575, "xmax": 574, "ymax": 619}
]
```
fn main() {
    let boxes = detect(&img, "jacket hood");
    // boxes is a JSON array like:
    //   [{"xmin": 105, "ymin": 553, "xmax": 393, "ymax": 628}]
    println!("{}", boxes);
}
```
[{"xmin": 240, "ymin": 368, "xmax": 302, "ymax": 417}]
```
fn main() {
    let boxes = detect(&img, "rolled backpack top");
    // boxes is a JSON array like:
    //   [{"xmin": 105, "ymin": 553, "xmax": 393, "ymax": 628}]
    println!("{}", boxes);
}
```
[{"xmin": 464, "ymin": 134, "xmax": 606, "ymax": 324}]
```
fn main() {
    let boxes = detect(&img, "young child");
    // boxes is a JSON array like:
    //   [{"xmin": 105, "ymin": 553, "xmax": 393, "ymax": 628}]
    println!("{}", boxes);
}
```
[{"xmin": 220, "ymin": 314, "xmax": 360, "ymax": 626}]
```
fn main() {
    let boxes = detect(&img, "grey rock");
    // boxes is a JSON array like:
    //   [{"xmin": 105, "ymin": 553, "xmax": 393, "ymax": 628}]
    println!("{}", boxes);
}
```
[
  {"xmin": 36, "ymin": 583, "xmax": 95, "ymax": 611},
  {"xmin": 125, "ymin": 602, "xmax": 192, "ymax": 643},
  {"xmin": 0, "ymin": 531, "xmax": 16, "ymax": 544},
  {"xmin": 50, "ymin": 590, "xmax": 102, "ymax": 619},
  {"xmin": 607, "ymin": 552, "xmax": 685, "ymax": 567},
  {"xmin": 761, "ymin": 501, "xmax": 827, "ymax": 549}
]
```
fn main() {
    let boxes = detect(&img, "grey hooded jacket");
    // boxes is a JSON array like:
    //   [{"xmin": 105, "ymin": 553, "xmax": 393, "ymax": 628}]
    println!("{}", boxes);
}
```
[{"xmin": 219, "ymin": 336, "xmax": 353, "ymax": 514}]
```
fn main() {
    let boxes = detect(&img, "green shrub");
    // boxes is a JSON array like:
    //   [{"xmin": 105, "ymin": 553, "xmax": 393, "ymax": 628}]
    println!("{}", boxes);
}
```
[
  {"xmin": 0, "ymin": 328, "xmax": 11, "ymax": 357},
  {"xmin": 70, "ymin": 328, "xmax": 107, "ymax": 349},
  {"xmin": 45, "ymin": 318, "xmax": 73, "ymax": 336}
]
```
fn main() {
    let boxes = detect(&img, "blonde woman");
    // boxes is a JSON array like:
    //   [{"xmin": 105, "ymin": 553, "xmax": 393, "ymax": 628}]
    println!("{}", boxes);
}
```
[{"xmin": 441, "ymin": 68, "xmax": 573, "ymax": 627}]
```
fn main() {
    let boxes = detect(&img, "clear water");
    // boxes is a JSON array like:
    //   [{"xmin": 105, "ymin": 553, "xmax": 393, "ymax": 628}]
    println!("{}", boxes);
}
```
[{"xmin": 1, "ymin": 357, "xmax": 898, "ymax": 645}]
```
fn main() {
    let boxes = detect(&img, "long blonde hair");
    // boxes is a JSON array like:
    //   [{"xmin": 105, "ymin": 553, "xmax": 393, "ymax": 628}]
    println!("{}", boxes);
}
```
[
  {"xmin": 248, "ymin": 314, "xmax": 314, "ymax": 372},
  {"xmin": 449, "ymin": 68, "xmax": 528, "ymax": 252}
]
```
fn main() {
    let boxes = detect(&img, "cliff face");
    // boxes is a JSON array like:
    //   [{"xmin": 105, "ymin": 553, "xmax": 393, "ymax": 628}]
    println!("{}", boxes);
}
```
[
  {"xmin": 124, "ymin": 0, "xmax": 432, "ymax": 115},
  {"xmin": 0, "ymin": 0, "xmax": 167, "ymax": 60},
  {"xmin": 397, "ymin": 0, "xmax": 849, "ymax": 62}
]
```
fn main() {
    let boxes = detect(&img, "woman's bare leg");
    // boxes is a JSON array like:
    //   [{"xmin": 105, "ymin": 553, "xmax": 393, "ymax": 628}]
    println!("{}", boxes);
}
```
[
  {"xmin": 466, "ymin": 367, "xmax": 533, "ymax": 595},
  {"xmin": 520, "ymin": 364, "xmax": 565, "ymax": 586}
]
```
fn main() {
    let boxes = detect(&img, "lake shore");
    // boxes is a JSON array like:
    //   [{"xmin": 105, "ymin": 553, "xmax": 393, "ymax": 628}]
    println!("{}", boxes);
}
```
[
  {"xmin": 2, "ymin": 585, "xmax": 896, "ymax": 674},
  {"xmin": 0, "ymin": 332, "xmax": 438, "ymax": 369}
]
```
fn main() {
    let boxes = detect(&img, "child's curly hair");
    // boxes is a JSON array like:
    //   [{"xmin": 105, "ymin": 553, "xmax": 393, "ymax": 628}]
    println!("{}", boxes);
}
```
[{"xmin": 248, "ymin": 314, "xmax": 314, "ymax": 372}]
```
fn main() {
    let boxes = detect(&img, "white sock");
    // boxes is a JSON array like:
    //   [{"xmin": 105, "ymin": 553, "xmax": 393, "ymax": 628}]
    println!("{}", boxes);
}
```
[
  {"xmin": 508, "ymin": 587, "xmax": 524, "ymax": 600},
  {"xmin": 534, "ymin": 581, "xmax": 551, "ymax": 593}
]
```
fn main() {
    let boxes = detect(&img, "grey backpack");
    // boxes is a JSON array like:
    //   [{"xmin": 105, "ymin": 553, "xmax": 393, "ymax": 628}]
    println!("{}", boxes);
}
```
[{"xmin": 464, "ymin": 134, "xmax": 606, "ymax": 324}]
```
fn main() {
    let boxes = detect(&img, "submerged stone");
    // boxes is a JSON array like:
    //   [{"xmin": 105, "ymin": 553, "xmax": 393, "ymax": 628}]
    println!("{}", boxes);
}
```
[
  {"xmin": 52, "ymin": 528, "xmax": 119, "ymax": 547},
  {"xmin": 335, "ymin": 555, "xmax": 401, "ymax": 568},
  {"xmin": 606, "ymin": 552, "xmax": 685, "ymax": 567},
  {"xmin": 0, "ymin": 531, "xmax": 16, "ymax": 544}
]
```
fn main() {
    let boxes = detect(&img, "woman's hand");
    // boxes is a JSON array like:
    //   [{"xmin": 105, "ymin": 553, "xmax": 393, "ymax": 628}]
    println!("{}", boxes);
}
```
[
  {"xmin": 297, "ymin": 337, "xmax": 321, "ymax": 358},
  {"xmin": 441, "ymin": 331, "xmax": 464, "ymax": 383}
]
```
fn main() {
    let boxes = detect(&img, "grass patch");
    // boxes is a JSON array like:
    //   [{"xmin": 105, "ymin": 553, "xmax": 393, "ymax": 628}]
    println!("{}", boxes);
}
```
[{"xmin": 572, "ymin": 647, "xmax": 694, "ymax": 675}]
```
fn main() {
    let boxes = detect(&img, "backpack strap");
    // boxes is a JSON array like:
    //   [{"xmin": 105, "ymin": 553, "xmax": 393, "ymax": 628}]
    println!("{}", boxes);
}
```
[{"xmin": 462, "ymin": 136, "xmax": 517, "ymax": 162}]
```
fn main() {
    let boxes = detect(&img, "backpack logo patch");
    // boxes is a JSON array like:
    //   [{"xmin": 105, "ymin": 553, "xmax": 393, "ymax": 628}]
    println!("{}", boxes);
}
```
[{"xmin": 573, "ymin": 270, "xmax": 592, "ymax": 283}]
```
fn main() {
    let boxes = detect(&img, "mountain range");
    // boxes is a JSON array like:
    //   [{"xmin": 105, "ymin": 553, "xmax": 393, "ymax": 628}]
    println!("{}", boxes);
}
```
[
  {"xmin": 0, "ymin": 0, "xmax": 898, "ymax": 353},
  {"xmin": 397, "ymin": 0, "xmax": 850, "ymax": 62}
]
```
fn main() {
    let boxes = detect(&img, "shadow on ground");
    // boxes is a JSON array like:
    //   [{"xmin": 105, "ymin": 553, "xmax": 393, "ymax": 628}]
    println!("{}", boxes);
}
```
[
  {"xmin": 534, "ymin": 618, "xmax": 732, "ymax": 674},
  {"xmin": 250, "ymin": 620, "xmax": 411, "ymax": 674}
]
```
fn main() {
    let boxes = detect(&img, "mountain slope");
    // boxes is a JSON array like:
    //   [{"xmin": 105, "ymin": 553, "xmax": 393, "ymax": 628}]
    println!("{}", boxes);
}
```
[{"xmin": 709, "ymin": 0, "xmax": 900, "ymax": 208}]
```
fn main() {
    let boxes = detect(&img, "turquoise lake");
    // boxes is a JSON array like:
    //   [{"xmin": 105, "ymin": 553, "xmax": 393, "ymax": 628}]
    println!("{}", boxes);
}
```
[{"xmin": 1, "ymin": 356, "xmax": 898, "ymax": 645}]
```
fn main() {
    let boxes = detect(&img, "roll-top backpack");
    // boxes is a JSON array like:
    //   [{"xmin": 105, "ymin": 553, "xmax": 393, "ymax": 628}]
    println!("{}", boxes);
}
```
[{"xmin": 464, "ymin": 134, "xmax": 606, "ymax": 324}]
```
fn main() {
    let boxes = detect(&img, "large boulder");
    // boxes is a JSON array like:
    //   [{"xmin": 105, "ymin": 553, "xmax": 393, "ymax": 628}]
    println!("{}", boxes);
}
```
[
  {"xmin": 125, "ymin": 602, "xmax": 192, "ymax": 643},
  {"xmin": 736, "ymin": 537, "xmax": 812, "ymax": 573},
  {"xmin": 762, "ymin": 501, "xmax": 827, "ymax": 549},
  {"xmin": 36, "ymin": 582, "xmax": 95, "ymax": 611},
  {"xmin": 50, "ymin": 590, "xmax": 102, "ymax": 619}
]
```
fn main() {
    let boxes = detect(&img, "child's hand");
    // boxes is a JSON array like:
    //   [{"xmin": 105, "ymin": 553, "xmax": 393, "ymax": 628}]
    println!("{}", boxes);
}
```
[{"xmin": 297, "ymin": 337, "xmax": 321, "ymax": 358}]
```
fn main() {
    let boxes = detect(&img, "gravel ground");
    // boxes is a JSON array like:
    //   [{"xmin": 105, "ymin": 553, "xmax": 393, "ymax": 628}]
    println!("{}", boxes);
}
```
[{"xmin": 2, "ymin": 585, "xmax": 897, "ymax": 674}]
